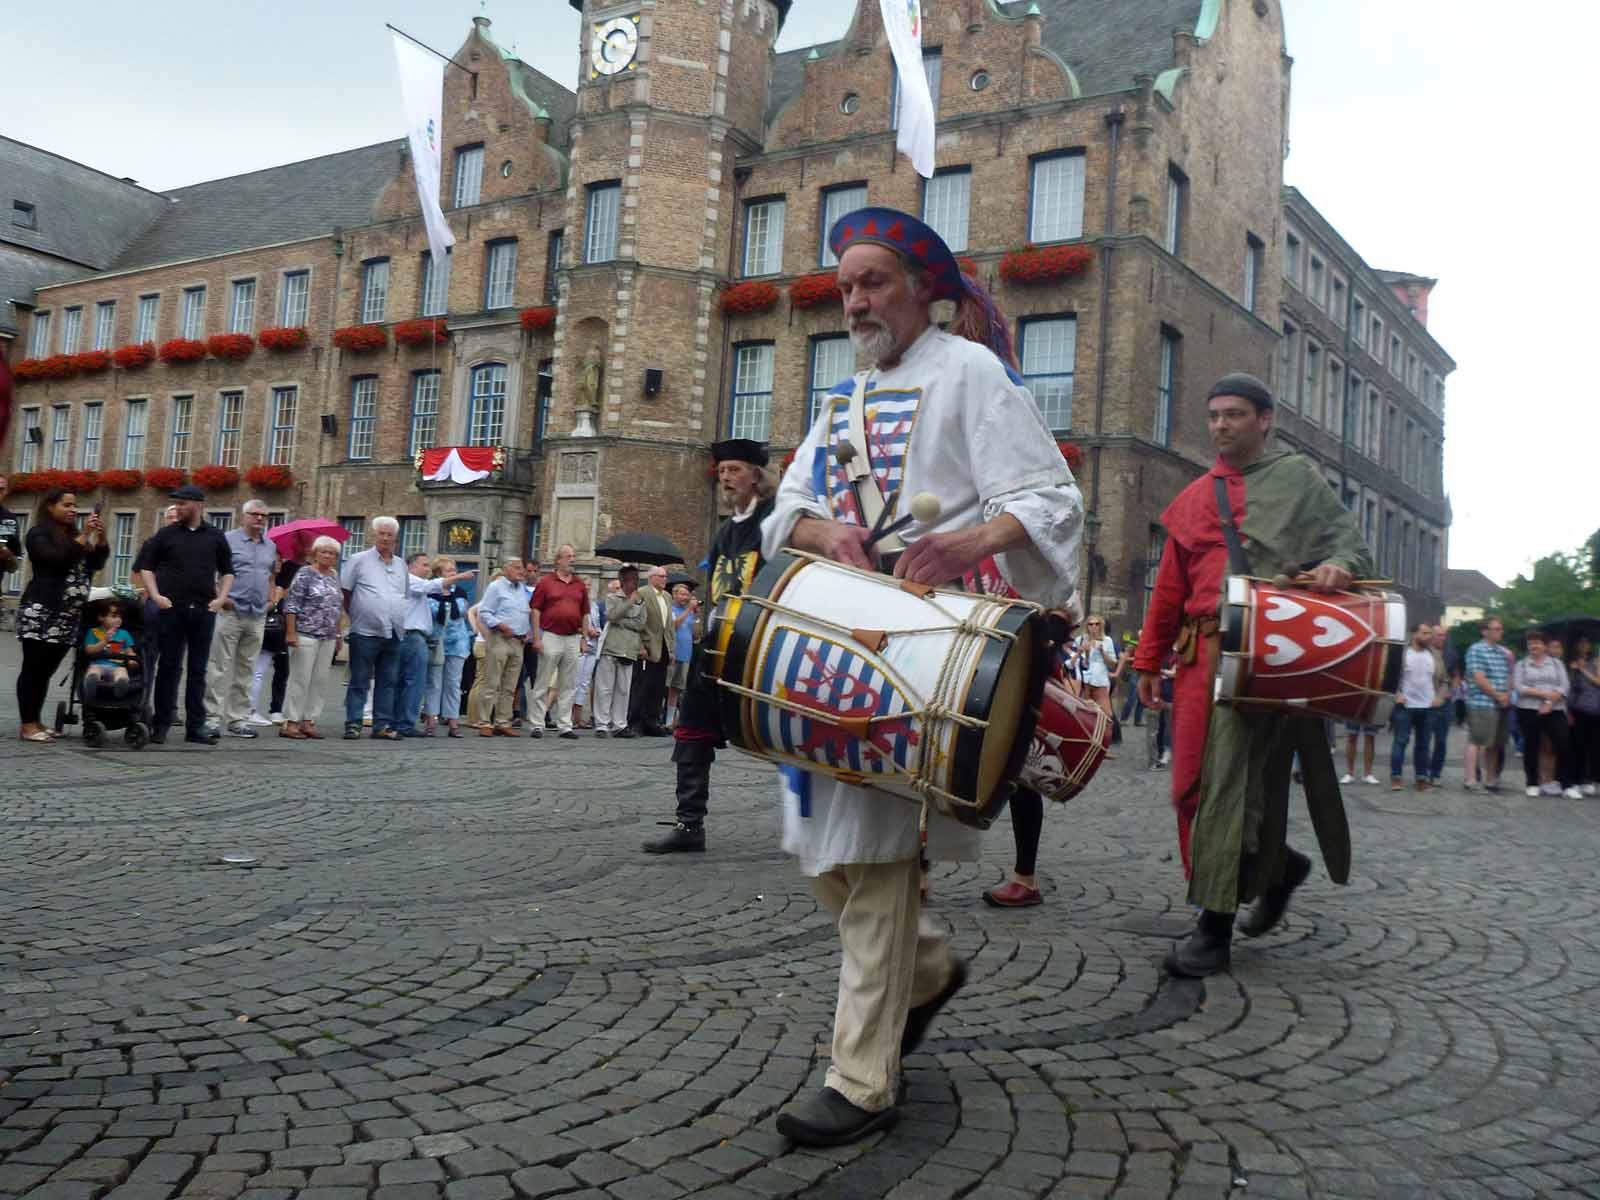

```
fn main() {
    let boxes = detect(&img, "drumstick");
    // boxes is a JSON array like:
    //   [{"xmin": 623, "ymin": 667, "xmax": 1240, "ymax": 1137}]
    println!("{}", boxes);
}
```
[{"xmin": 864, "ymin": 493, "xmax": 941, "ymax": 551}]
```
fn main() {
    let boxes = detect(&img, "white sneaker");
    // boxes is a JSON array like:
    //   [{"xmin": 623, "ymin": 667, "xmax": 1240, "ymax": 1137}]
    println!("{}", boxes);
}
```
[
  {"xmin": 1540, "ymin": 782, "xmax": 1561, "ymax": 797},
  {"xmin": 1339, "ymin": 774, "xmax": 1355, "ymax": 785},
  {"xmin": 1526, "ymin": 786, "xmax": 1541, "ymax": 798},
  {"xmin": 1584, "ymin": 784, "xmax": 1597, "ymax": 797},
  {"xmin": 1563, "ymin": 787, "xmax": 1584, "ymax": 800},
  {"xmin": 1361, "ymin": 774, "xmax": 1381, "ymax": 785},
  {"xmin": 268, "ymin": 711, "xmax": 285, "ymax": 723},
  {"xmin": 247, "ymin": 711, "xmax": 274, "ymax": 727},
  {"xmin": 1159, "ymin": 750, "xmax": 1171, "ymax": 766}
]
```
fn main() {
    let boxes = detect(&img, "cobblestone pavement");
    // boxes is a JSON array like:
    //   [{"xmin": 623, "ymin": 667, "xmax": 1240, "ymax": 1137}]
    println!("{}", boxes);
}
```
[{"xmin": 4, "ymin": 646, "xmax": 1600, "ymax": 1200}]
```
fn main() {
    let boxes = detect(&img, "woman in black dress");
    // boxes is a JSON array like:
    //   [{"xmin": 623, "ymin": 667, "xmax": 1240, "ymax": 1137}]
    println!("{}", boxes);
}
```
[{"xmin": 15, "ymin": 488, "xmax": 108, "ymax": 742}]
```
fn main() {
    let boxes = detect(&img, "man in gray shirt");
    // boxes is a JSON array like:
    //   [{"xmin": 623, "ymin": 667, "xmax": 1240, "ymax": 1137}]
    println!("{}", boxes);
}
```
[
  {"xmin": 205, "ymin": 499, "xmax": 278, "ymax": 739},
  {"xmin": 341, "ymin": 516, "xmax": 439, "ymax": 740}
]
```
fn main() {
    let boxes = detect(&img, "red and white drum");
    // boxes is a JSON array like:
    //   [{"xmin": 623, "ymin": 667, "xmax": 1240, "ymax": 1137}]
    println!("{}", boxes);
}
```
[
  {"xmin": 1215, "ymin": 577, "xmax": 1406, "ymax": 725},
  {"xmin": 1019, "ymin": 680, "xmax": 1111, "ymax": 804}
]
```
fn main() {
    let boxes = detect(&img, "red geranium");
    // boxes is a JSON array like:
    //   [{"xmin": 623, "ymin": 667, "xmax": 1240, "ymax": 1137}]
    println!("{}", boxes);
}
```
[
  {"xmin": 394, "ymin": 318, "xmax": 449, "ymax": 347},
  {"xmin": 192, "ymin": 464, "xmax": 241, "ymax": 490},
  {"xmin": 144, "ymin": 467, "xmax": 187, "ymax": 490},
  {"xmin": 332, "ymin": 325, "xmax": 387, "ymax": 353},
  {"xmin": 998, "ymin": 243, "xmax": 1094, "ymax": 285},
  {"xmin": 957, "ymin": 256, "xmax": 979, "ymax": 278},
  {"xmin": 244, "ymin": 464, "xmax": 294, "ymax": 489},
  {"xmin": 788, "ymin": 272, "xmax": 842, "ymax": 310},
  {"xmin": 207, "ymin": 333, "xmax": 255, "ymax": 361},
  {"xmin": 719, "ymin": 281, "xmax": 781, "ymax": 316},
  {"xmin": 113, "ymin": 343, "xmax": 156, "ymax": 370},
  {"xmin": 259, "ymin": 326, "xmax": 309, "ymax": 352},
  {"xmin": 99, "ymin": 469, "xmax": 144, "ymax": 491},
  {"xmin": 72, "ymin": 351, "xmax": 112, "ymax": 374},
  {"xmin": 1056, "ymin": 441, "xmax": 1084, "ymax": 472},
  {"xmin": 58, "ymin": 470, "xmax": 100, "ymax": 493},
  {"xmin": 520, "ymin": 306, "xmax": 557, "ymax": 332},
  {"xmin": 158, "ymin": 338, "xmax": 208, "ymax": 365},
  {"xmin": 13, "ymin": 355, "xmax": 78, "ymax": 382},
  {"xmin": 5, "ymin": 472, "xmax": 49, "ymax": 492}
]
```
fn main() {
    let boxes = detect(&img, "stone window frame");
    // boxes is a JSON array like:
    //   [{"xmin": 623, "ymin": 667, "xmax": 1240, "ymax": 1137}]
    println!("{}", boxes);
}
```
[
  {"xmin": 1243, "ymin": 233, "xmax": 1263, "ymax": 313},
  {"xmin": 16, "ymin": 406, "xmax": 42, "ymax": 473},
  {"xmin": 81, "ymin": 402, "xmax": 103, "ymax": 471},
  {"xmin": 1027, "ymin": 150, "xmax": 1087, "ymax": 246},
  {"xmin": 280, "ymin": 270, "xmax": 311, "ymax": 327},
  {"xmin": 467, "ymin": 363, "xmax": 508, "ymax": 448},
  {"xmin": 741, "ymin": 195, "xmax": 787, "ymax": 278},
  {"xmin": 921, "ymin": 167, "xmax": 972, "ymax": 254},
  {"xmin": 229, "ymin": 278, "xmax": 257, "ymax": 334},
  {"xmin": 807, "ymin": 334, "xmax": 852, "ymax": 431},
  {"xmin": 348, "ymin": 376, "xmax": 379, "ymax": 461},
  {"xmin": 122, "ymin": 397, "xmax": 149, "ymax": 470},
  {"xmin": 533, "ymin": 359, "xmax": 554, "ymax": 446},
  {"xmin": 93, "ymin": 300, "xmax": 117, "ymax": 351},
  {"xmin": 453, "ymin": 144, "xmax": 485, "ymax": 209},
  {"xmin": 29, "ymin": 310, "xmax": 51, "ymax": 357},
  {"xmin": 268, "ymin": 386, "xmax": 298, "ymax": 468},
  {"xmin": 360, "ymin": 258, "xmax": 391, "ymax": 325},
  {"xmin": 728, "ymin": 342, "xmax": 775, "ymax": 442},
  {"xmin": 214, "ymin": 390, "xmax": 244, "ymax": 468},
  {"xmin": 1154, "ymin": 325, "xmax": 1180, "ymax": 447},
  {"xmin": 483, "ymin": 239, "xmax": 519, "ymax": 310},
  {"xmin": 544, "ymin": 230, "xmax": 564, "ymax": 302},
  {"xmin": 1302, "ymin": 339, "xmax": 1322, "ymax": 427},
  {"xmin": 61, "ymin": 306, "xmax": 83, "ymax": 355},
  {"xmin": 110, "ymin": 512, "xmax": 138, "ymax": 589},
  {"xmin": 818, "ymin": 182, "xmax": 868, "ymax": 267},
  {"xmin": 1017, "ymin": 314, "xmax": 1077, "ymax": 434},
  {"xmin": 168, "ymin": 395, "xmax": 194, "ymax": 470},
  {"xmin": 1164, "ymin": 163, "xmax": 1188, "ymax": 258},
  {"xmin": 584, "ymin": 181, "xmax": 622, "ymax": 264},
  {"xmin": 409, "ymin": 370, "xmax": 441, "ymax": 458},
  {"xmin": 181, "ymin": 286, "xmax": 207, "ymax": 340},
  {"xmin": 890, "ymin": 47, "xmax": 942, "ymax": 130},
  {"xmin": 420, "ymin": 248, "xmax": 451, "ymax": 317},
  {"xmin": 48, "ymin": 404, "xmax": 71, "ymax": 469}
]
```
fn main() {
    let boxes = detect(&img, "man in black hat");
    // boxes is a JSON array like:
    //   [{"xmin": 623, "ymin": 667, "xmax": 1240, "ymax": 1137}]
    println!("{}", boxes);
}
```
[
  {"xmin": 643, "ymin": 438, "xmax": 774, "ymax": 854},
  {"xmin": 1134, "ymin": 373, "xmax": 1374, "ymax": 978},
  {"xmin": 134, "ymin": 485, "xmax": 235, "ymax": 745}
]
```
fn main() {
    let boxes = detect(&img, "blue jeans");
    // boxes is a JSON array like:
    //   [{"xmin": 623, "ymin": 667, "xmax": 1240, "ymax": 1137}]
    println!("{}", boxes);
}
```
[
  {"xmin": 1427, "ymin": 705, "xmax": 1451, "ymax": 781},
  {"xmin": 345, "ymin": 633, "xmax": 401, "ymax": 730},
  {"xmin": 394, "ymin": 631, "xmax": 429, "ymax": 732},
  {"xmin": 429, "ymin": 654, "xmax": 466, "ymax": 720},
  {"xmin": 1390, "ymin": 706, "xmax": 1432, "ymax": 781}
]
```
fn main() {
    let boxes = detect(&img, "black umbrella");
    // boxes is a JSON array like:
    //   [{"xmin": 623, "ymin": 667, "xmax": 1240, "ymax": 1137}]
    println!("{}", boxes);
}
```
[
  {"xmin": 1539, "ymin": 615, "xmax": 1600, "ymax": 645},
  {"xmin": 594, "ymin": 532, "xmax": 687, "ymax": 566},
  {"xmin": 666, "ymin": 570, "xmax": 699, "ymax": 591}
]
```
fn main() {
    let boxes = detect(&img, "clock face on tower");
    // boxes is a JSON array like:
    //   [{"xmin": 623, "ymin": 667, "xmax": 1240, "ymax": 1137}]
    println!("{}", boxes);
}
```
[{"xmin": 590, "ymin": 16, "xmax": 639, "ymax": 78}]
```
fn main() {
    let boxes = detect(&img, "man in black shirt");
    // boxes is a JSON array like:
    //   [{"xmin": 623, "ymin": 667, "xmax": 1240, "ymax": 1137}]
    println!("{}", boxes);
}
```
[
  {"xmin": 0, "ymin": 474, "xmax": 22, "ymax": 584},
  {"xmin": 134, "ymin": 485, "xmax": 234, "ymax": 745},
  {"xmin": 643, "ymin": 439, "xmax": 774, "ymax": 854}
]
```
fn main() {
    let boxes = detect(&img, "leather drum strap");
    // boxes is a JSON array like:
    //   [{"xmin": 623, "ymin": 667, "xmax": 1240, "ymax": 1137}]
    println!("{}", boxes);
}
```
[
  {"xmin": 845, "ymin": 372, "xmax": 905, "ymax": 555},
  {"xmin": 1213, "ymin": 474, "xmax": 1253, "ymax": 577}
]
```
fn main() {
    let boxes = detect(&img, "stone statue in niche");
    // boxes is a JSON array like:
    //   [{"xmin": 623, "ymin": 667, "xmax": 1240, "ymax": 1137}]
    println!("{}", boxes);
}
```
[{"xmin": 579, "ymin": 347, "xmax": 603, "ymax": 409}]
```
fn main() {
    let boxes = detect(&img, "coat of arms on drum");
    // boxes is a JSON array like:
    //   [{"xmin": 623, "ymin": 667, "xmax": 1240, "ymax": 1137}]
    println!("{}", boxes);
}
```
[
  {"xmin": 756, "ymin": 626, "xmax": 919, "ymax": 774},
  {"xmin": 1250, "ymin": 588, "xmax": 1375, "ymax": 676}
]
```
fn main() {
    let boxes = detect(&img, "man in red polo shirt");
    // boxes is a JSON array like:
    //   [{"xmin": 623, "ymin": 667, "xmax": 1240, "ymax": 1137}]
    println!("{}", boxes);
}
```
[{"xmin": 528, "ymin": 543, "xmax": 597, "ymax": 740}]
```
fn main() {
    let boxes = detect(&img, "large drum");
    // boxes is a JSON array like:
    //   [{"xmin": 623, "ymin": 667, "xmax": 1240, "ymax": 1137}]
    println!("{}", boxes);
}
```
[
  {"xmin": 706, "ymin": 549, "xmax": 1047, "ymax": 829},
  {"xmin": 1019, "ymin": 680, "xmax": 1112, "ymax": 804},
  {"xmin": 1215, "ymin": 576, "xmax": 1406, "ymax": 725}
]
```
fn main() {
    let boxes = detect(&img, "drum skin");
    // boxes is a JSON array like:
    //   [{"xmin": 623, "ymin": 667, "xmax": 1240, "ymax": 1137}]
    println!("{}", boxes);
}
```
[
  {"xmin": 1215, "ymin": 577, "xmax": 1406, "ymax": 725},
  {"xmin": 1020, "ymin": 680, "xmax": 1112, "ymax": 804},
  {"xmin": 708, "ymin": 549, "xmax": 1046, "ymax": 829}
]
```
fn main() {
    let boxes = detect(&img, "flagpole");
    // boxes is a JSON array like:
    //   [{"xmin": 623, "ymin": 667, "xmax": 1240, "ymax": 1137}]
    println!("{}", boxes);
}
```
[{"xmin": 385, "ymin": 23, "xmax": 477, "ymax": 77}]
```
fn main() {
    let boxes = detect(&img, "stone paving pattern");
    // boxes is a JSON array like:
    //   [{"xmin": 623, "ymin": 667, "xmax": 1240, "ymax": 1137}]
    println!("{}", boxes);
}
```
[{"xmin": 4, "ymin": 654, "xmax": 1600, "ymax": 1199}]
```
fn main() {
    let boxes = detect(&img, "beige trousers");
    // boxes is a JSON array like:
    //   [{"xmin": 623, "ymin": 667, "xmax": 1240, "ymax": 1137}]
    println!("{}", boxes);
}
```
[
  {"xmin": 530, "ymin": 631, "xmax": 581, "ymax": 732},
  {"xmin": 812, "ymin": 857, "xmax": 954, "ymax": 1112},
  {"xmin": 282, "ymin": 635, "xmax": 336, "ymax": 724},
  {"xmin": 475, "ymin": 634, "xmax": 523, "ymax": 727},
  {"xmin": 592, "ymin": 655, "xmax": 634, "ymax": 733},
  {"xmin": 204, "ymin": 609, "xmax": 265, "ymax": 727}
]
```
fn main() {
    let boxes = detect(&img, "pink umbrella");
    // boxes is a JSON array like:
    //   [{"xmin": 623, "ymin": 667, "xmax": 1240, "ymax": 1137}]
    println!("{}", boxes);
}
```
[{"xmin": 267, "ymin": 518, "xmax": 349, "ymax": 562}]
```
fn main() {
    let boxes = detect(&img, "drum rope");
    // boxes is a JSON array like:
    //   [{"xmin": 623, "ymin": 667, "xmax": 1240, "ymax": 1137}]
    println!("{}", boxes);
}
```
[{"xmin": 733, "ymin": 593, "xmax": 1017, "ymax": 644}]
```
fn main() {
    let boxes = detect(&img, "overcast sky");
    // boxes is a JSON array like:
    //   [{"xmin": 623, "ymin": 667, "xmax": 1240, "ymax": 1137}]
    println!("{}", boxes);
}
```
[{"xmin": 7, "ymin": 1, "xmax": 1590, "ymax": 585}]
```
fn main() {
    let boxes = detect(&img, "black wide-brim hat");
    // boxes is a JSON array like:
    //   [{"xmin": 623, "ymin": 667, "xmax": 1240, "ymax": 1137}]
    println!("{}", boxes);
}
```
[
  {"xmin": 828, "ymin": 206, "xmax": 967, "ymax": 302},
  {"xmin": 710, "ymin": 438, "xmax": 769, "ymax": 467}
]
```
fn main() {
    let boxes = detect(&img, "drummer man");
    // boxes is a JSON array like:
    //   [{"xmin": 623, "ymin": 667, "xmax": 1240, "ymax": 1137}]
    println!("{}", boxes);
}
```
[
  {"xmin": 763, "ymin": 206, "xmax": 1082, "ymax": 1146},
  {"xmin": 1135, "ymin": 373, "xmax": 1374, "ymax": 978}
]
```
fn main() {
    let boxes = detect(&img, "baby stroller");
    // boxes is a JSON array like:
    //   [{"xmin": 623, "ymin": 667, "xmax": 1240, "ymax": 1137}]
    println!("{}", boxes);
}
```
[{"xmin": 54, "ymin": 589, "xmax": 156, "ymax": 749}]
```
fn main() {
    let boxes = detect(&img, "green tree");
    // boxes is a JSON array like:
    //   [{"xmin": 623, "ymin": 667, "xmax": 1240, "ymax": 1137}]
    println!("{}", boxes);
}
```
[{"xmin": 1490, "ymin": 549, "xmax": 1600, "ymax": 635}]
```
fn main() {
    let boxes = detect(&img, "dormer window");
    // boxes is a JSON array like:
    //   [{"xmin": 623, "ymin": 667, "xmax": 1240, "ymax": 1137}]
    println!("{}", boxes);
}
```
[{"xmin": 12, "ymin": 200, "xmax": 36, "ymax": 230}]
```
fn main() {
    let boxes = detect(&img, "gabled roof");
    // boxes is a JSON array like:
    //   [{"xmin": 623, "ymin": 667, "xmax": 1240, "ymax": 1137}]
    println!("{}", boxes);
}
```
[
  {"xmin": 1444, "ymin": 569, "xmax": 1500, "ymax": 607},
  {"xmin": 107, "ymin": 141, "xmax": 404, "ymax": 274},
  {"xmin": 768, "ymin": 0, "xmax": 1205, "ymax": 128},
  {"xmin": 509, "ymin": 59, "xmax": 578, "ymax": 150}
]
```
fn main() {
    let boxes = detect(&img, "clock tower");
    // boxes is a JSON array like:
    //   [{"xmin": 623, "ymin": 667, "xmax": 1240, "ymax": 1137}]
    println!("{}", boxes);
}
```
[{"xmin": 541, "ymin": 0, "xmax": 789, "ymax": 569}]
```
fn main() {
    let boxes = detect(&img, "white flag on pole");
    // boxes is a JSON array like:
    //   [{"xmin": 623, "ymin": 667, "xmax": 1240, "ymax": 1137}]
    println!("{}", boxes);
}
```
[
  {"xmin": 880, "ymin": 0, "xmax": 934, "ymax": 178},
  {"xmin": 391, "ymin": 31, "xmax": 456, "ymax": 270}
]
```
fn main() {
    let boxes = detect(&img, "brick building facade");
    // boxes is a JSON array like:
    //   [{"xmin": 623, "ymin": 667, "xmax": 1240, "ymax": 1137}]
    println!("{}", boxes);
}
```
[{"xmin": 3, "ymin": 0, "xmax": 1448, "ymax": 623}]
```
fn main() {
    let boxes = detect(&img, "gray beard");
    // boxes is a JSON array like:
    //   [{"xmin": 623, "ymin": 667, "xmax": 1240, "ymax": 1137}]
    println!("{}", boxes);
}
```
[{"xmin": 849, "ymin": 324, "xmax": 896, "ymax": 364}]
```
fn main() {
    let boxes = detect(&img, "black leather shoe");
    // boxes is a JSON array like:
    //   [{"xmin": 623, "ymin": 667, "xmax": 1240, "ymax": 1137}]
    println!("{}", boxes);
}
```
[
  {"xmin": 643, "ymin": 823, "xmax": 705, "ymax": 854},
  {"xmin": 1163, "ymin": 910, "xmax": 1234, "ymax": 978},
  {"xmin": 613, "ymin": 729, "xmax": 636, "ymax": 739},
  {"xmin": 902, "ymin": 958, "xmax": 968, "ymax": 1056},
  {"xmin": 642, "ymin": 724, "xmax": 670, "ymax": 738},
  {"xmin": 184, "ymin": 730, "xmax": 219, "ymax": 746},
  {"xmin": 559, "ymin": 730, "xmax": 579, "ymax": 740},
  {"xmin": 1237, "ymin": 848, "xmax": 1313, "ymax": 938},
  {"xmin": 775, "ymin": 1088, "xmax": 897, "ymax": 1147},
  {"xmin": 150, "ymin": 728, "xmax": 168, "ymax": 745}
]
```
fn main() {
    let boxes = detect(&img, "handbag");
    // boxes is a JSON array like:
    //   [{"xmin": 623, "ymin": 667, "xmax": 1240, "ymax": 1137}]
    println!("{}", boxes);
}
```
[{"xmin": 261, "ymin": 603, "xmax": 286, "ymax": 653}]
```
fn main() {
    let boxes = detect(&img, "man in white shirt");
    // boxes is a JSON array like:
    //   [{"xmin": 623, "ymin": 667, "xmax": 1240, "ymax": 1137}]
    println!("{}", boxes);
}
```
[
  {"xmin": 473, "ymin": 557, "xmax": 531, "ymax": 736},
  {"xmin": 763, "ymin": 207, "xmax": 1082, "ymax": 1146},
  {"xmin": 1391, "ymin": 622, "xmax": 1444, "ymax": 792}
]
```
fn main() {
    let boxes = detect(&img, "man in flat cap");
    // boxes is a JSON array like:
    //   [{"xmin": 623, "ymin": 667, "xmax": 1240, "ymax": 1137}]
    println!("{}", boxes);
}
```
[
  {"xmin": 1134, "ymin": 373, "xmax": 1374, "ymax": 977},
  {"xmin": 643, "ymin": 437, "xmax": 775, "ymax": 854}
]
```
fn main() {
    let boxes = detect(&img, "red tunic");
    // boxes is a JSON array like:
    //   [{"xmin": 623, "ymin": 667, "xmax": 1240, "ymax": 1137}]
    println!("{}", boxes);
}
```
[{"xmin": 1133, "ymin": 458, "xmax": 1248, "ymax": 875}]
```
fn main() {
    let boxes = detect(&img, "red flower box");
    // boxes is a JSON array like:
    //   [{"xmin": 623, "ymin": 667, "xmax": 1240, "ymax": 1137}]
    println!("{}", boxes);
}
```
[
  {"xmin": 1056, "ymin": 441, "xmax": 1084, "ymax": 472},
  {"xmin": 259, "ymin": 326, "xmax": 309, "ymax": 352},
  {"xmin": 58, "ymin": 470, "xmax": 101, "ymax": 493},
  {"xmin": 72, "ymin": 351, "xmax": 112, "ymax": 374},
  {"xmin": 13, "ymin": 355, "xmax": 79, "ymax": 382},
  {"xmin": 112, "ymin": 343, "xmax": 156, "ymax": 370},
  {"xmin": 332, "ymin": 324, "xmax": 387, "ymax": 353},
  {"xmin": 192, "ymin": 464, "xmax": 241, "ymax": 490},
  {"xmin": 789, "ymin": 272, "xmax": 842, "ymax": 310},
  {"xmin": 207, "ymin": 333, "xmax": 255, "ymax": 361},
  {"xmin": 393, "ymin": 318, "xmax": 449, "ymax": 347},
  {"xmin": 520, "ymin": 306, "xmax": 557, "ymax": 332},
  {"xmin": 5, "ymin": 472, "xmax": 49, "ymax": 492},
  {"xmin": 99, "ymin": 469, "xmax": 144, "ymax": 492},
  {"xmin": 720, "ymin": 281, "xmax": 781, "ymax": 316},
  {"xmin": 998, "ymin": 243, "xmax": 1094, "ymax": 285},
  {"xmin": 144, "ymin": 467, "xmax": 187, "ymax": 490},
  {"xmin": 158, "ymin": 338, "xmax": 208, "ymax": 365},
  {"xmin": 244, "ymin": 464, "xmax": 294, "ymax": 489}
]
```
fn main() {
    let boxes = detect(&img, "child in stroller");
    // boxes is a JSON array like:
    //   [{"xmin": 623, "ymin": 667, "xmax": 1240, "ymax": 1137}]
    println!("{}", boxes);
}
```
[{"xmin": 58, "ymin": 591, "xmax": 155, "ymax": 748}]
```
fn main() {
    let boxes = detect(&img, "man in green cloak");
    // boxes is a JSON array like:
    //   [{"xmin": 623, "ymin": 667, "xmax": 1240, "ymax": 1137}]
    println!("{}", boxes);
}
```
[{"xmin": 1135, "ymin": 373, "xmax": 1376, "ymax": 977}]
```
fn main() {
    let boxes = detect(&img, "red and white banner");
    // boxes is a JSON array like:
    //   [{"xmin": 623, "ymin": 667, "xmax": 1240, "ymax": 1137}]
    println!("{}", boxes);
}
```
[{"xmin": 418, "ymin": 447, "xmax": 500, "ymax": 484}]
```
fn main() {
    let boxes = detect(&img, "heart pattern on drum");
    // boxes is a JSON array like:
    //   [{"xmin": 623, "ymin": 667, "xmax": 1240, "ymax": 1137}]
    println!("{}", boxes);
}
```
[{"xmin": 1250, "ymin": 586, "xmax": 1377, "ymax": 677}]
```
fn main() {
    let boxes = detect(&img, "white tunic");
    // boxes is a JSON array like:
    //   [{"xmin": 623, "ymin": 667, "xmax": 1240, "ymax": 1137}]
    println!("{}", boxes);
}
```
[{"xmin": 762, "ymin": 325, "xmax": 1084, "ymax": 875}]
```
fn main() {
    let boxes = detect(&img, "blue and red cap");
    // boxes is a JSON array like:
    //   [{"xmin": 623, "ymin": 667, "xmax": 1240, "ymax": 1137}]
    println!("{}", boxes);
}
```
[{"xmin": 828, "ymin": 206, "xmax": 968, "ymax": 302}]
